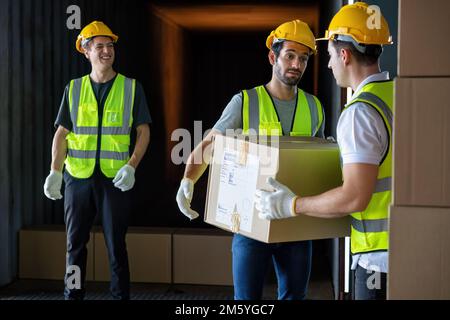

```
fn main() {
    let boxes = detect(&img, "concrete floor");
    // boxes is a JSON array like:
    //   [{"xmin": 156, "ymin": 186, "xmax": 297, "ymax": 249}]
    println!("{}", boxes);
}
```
[
  {"xmin": 0, "ymin": 245, "xmax": 336, "ymax": 300},
  {"xmin": 1, "ymin": 239, "xmax": 336, "ymax": 300},
  {"xmin": 0, "ymin": 276, "xmax": 333, "ymax": 300}
]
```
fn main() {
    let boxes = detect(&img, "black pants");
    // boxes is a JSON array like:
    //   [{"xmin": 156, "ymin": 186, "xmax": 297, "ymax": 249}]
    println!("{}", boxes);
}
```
[
  {"xmin": 63, "ymin": 170, "xmax": 131, "ymax": 300},
  {"xmin": 354, "ymin": 265, "xmax": 387, "ymax": 300}
]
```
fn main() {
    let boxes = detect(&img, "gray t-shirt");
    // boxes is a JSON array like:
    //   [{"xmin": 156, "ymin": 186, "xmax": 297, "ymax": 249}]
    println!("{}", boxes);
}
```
[{"xmin": 213, "ymin": 91, "xmax": 324, "ymax": 138}]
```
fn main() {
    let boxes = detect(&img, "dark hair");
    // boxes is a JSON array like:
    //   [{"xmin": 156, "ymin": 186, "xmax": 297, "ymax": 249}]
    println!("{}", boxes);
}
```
[
  {"xmin": 271, "ymin": 40, "xmax": 284, "ymax": 59},
  {"xmin": 331, "ymin": 40, "xmax": 382, "ymax": 66},
  {"xmin": 271, "ymin": 40, "xmax": 312, "ymax": 59}
]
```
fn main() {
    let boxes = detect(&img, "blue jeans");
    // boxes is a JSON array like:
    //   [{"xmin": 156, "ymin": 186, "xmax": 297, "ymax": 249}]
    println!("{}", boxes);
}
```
[
  {"xmin": 232, "ymin": 234, "xmax": 312, "ymax": 300},
  {"xmin": 354, "ymin": 265, "xmax": 387, "ymax": 300}
]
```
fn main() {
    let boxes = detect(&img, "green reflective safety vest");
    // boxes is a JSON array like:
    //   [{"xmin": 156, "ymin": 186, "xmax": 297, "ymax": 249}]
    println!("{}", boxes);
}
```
[
  {"xmin": 65, "ymin": 73, "xmax": 135, "ymax": 178},
  {"xmin": 345, "ymin": 80, "xmax": 393, "ymax": 254},
  {"xmin": 242, "ymin": 85, "xmax": 324, "ymax": 136}
]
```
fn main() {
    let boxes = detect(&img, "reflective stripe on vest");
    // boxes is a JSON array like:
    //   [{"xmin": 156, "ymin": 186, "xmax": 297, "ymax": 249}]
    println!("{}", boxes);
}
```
[
  {"xmin": 351, "ymin": 217, "xmax": 388, "ymax": 233},
  {"xmin": 345, "ymin": 80, "xmax": 393, "ymax": 254},
  {"xmin": 65, "ymin": 74, "xmax": 135, "ymax": 178},
  {"xmin": 67, "ymin": 149, "xmax": 130, "ymax": 161},
  {"xmin": 242, "ymin": 85, "xmax": 323, "ymax": 136}
]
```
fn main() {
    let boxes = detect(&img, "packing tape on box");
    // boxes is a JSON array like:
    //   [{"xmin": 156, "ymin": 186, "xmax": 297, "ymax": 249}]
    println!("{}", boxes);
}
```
[
  {"xmin": 231, "ymin": 204, "xmax": 241, "ymax": 233},
  {"xmin": 238, "ymin": 140, "xmax": 249, "ymax": 166}
]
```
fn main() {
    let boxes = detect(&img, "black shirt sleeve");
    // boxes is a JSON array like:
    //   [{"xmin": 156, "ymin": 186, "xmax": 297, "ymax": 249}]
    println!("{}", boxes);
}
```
[
  {"xmin": 54, "ymin": 84, "xmax": 73, "ymax": 131},
  {"xmin": 132, "ymin": 81, "xmax": 152, "ymax": 128}
]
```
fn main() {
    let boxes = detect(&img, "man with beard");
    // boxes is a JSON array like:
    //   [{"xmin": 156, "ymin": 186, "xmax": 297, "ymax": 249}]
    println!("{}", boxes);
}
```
[
  {"xmin": 176, "ymin": 20, "xmax": 324, "ymax": 300},
  {"xmin": 43, "ymin": 21, "xmax": 151, "ymax": 299}
]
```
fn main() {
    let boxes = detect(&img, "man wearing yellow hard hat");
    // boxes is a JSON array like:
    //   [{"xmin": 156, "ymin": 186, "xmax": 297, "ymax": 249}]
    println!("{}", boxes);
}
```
[
  {"xmin": 176, "ymin": 19, "xmax": 324, "ymax": 300},
  {"xmin": 44, "ymin": 21, "xmax": 151, "ymax": 300},
  {"xmin": 255, "ymin": 2, "xmax": 393, "ymax": 300}
]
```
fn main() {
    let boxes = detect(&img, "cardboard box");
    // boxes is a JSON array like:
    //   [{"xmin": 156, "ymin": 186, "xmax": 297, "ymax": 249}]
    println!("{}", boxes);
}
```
[
  {"xmin": 19, "ymin": 226, "xmax": 94, "ymax": 280},
  {"xmin": 388, "ymin": 205, "xmax": 450, "ymax": 299},
  {"xmin": 173, "ymin": 228, "xmax": 233, "ymax": 286},
  {"xmin": 94, "ymin": 227, "xmax": 172, "ymax": 283},
  {"xmin": 205, "ymin": 135, "xmax": 350, "ymax": 243},
  {"xmin": 398, "ymin": 0, "xmax": 450, "ymax": 76},
  {"xmin": 394, "ymin": 78, "xmax": 450, "ymax": 207}
]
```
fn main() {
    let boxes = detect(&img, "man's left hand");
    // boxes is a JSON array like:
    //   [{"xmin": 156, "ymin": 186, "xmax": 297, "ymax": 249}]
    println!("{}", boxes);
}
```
[
  {"xmin": 113, "ymin": 164, "xmax": 135, "ymax": 192},
  {"xmin": 254, "ymin": 177, "xmax": 297, "ymax": 220}
]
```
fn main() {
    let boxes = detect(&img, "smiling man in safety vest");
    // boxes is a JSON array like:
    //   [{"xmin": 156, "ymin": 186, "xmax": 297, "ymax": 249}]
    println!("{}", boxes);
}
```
[
  {"xmin": 255, "ymin": 2, "xmax": 393, "ymax": 300},
  {"xmin": 43, "ymin": 21, "xmax": 151, "ymax": 300}
]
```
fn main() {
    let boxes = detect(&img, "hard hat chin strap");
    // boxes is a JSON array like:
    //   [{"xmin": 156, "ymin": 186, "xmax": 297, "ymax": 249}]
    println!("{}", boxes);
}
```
[
  {"xmin": 81, "ymin": 38, "xmax": 93, "ymax": 49},
  {"xmin": 334, "ymin": 34, "xmax": 383, "ymax": 55},
  {"xmin": 334, "ymin": 35, "xmax": 367, "ymax": 53},
  {"xmin": 272, "ymin": 38, "xmax": 285, "ymax": 46}
]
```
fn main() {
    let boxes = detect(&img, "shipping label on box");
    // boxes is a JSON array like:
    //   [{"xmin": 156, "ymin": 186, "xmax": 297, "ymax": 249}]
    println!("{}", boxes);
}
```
[{"xmin": 204, "ymin": 135, "xmax": 350, "ymax": 243}]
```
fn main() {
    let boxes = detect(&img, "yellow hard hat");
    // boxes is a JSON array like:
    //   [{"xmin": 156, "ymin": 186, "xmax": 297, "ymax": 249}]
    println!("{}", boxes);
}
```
[
  {"xmin": 76, "ymin": 21, "xmax": 119, "ymax": 53},
  {"xmin": 317, "ymin": 2, "xmax": 392, "ymax": 45},
  {"xmin": 266, "ymin": 19, "xmax": 317, "ymax": 54}
]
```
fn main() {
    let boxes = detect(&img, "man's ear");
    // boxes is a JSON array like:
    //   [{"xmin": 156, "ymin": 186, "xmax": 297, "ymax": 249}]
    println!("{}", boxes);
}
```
[
  {"xmin": 341, "ymin": 48, "xmax": 351, "ymax": 66},
  {"xmin": 83, "ymin": 48, "xmax": 90, "ymax": 60},
  {"xmin": 268, "ymin": 50, "xmax": 276, "ymax": 66}
]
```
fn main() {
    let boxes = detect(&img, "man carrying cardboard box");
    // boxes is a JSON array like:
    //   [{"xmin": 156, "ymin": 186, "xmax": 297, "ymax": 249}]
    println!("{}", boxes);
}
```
[
  {"xmin": 176, "ymin": 20, "xmax": 325, "ymax": 300},
  {"xmin": 255, "ymin": 2, "xmax": 393, "ymax": 300}
]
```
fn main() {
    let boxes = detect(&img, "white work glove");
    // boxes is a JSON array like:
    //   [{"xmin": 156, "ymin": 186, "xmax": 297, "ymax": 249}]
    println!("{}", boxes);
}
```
[
  {"xmin": 254, "ymin": 177, "xmax": 297, "ymax": 220},
  {"xmin": 43, "ymin": 170, "xmax": 63, "ymax": 200},
  {"xmin": 176, "ymin": 178, "xmax": 200, "ymax": 220},
  {"xmin": 112, "ymin": 164, "xmax": 135, "ymax": 192}
]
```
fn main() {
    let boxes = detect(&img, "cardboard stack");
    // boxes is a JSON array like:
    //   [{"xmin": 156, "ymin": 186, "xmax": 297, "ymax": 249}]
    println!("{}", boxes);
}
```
[{"xmin": 389, "ymin": 0, "xmax": 450, "ymax": 299}]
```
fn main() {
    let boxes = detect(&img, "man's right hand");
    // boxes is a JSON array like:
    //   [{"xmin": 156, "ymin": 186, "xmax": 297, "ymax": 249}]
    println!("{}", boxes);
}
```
[
  {"xmin": 176, "ymin": 178, "xmax": 199, "ymax": 220},
  {"xmin": 43, "ymin": 170, "xmax": 63, "ymax": 200}
]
